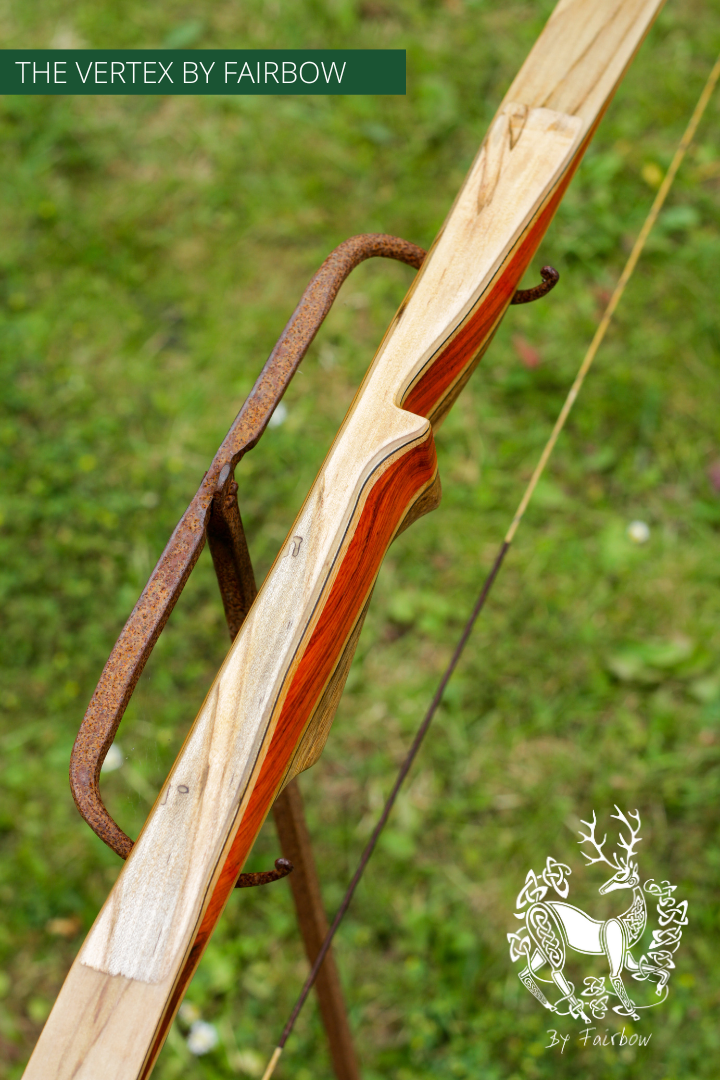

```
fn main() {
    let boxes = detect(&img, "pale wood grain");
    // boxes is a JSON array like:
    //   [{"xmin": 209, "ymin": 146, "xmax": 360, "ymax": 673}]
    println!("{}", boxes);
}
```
[
  {"xmin": 24, "ymin": 3, "xmax": 664, "ymax": 1076},
  {"xmin": 22, "ymin": 964, "xmax": 169, "ymax": 1080},
  {"xmin": 505, "ymin": 0, "xmax": 665, "ymax": 122}
]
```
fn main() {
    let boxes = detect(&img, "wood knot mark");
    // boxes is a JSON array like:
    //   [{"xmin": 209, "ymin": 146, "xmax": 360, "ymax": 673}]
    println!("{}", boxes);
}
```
[
  {"xmin": 507, "ymin": 103, "xmax": 529, "ymax": 150},
  {"xmin": 285, "ymin": 536, "xmax": 303, "ymax": 558}
]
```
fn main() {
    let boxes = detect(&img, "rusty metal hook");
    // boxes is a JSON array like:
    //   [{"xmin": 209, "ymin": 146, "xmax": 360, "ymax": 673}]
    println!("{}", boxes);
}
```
[
  {"xmin": 510, "ymin": 265, "xmax": 559, "ymax": 304},
  {"xmin": 236, "ymin": 857, "xmax": 293, "ymax": 888},
  {"xmin": 70, "ymin": 234, "xmax": 427, "ymax": 866}
]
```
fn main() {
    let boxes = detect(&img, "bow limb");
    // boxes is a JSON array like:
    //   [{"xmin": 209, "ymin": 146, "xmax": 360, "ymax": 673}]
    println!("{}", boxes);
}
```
[{"xmin": 24, "ymin": 2, "xmax": 664, "ymax": 1077}]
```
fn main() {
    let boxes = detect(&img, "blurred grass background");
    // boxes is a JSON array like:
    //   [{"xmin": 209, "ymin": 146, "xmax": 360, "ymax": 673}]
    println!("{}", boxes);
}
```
[{"xmin": 2, "ymin": 1, "xmax": 720, "ymax": 1077}]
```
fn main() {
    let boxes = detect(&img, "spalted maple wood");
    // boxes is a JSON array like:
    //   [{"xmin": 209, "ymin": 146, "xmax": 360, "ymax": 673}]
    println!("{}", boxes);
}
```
[{"xmin": 24, "ymin": 2, "xmax": 665, "ymax": 1077}]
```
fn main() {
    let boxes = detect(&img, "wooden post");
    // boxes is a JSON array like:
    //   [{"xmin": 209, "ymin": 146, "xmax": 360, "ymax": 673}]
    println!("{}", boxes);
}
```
[{"xmin": 273, "ymin": 780, "xmax": 360, "ymax": 1080}]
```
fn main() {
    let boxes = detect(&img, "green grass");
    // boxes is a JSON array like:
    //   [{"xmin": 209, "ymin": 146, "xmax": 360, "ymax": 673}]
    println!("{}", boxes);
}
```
[{"xmin": 2, "ymin": 1, "xmax": 720, "ymax": 1078}]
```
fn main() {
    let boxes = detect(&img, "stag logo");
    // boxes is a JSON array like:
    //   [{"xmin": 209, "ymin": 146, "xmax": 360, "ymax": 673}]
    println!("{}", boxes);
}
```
[{"xmin": 507, "ymin": 808, "xmax": 688, "ymax": 1024}]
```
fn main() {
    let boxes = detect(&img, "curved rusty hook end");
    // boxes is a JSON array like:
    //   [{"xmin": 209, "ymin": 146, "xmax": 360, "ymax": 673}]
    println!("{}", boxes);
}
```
[
  {"xmin": 511, "ymin": 265, "xmax": 559, "ymax": 305},
  {"xmin": 235, "ymin": 857, "xmax": 294, "ymax": 888}
]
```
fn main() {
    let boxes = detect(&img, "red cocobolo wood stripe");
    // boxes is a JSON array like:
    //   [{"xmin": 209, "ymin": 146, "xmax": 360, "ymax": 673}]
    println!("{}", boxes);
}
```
[{"xmin": 144, "ymin": 431, "xmax": 438, "ymax": 1071}]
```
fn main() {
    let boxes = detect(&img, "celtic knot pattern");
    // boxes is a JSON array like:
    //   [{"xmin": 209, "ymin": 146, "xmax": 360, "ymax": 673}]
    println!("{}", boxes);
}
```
[
  {"xmin": 528, "ymin": 907, "xmax": 563, "ymax": 969},
  {"xmin": 622, "ymin": 892, "xmax": 646, "ymax": 940},
  {"xmin": 543, "ymin": 857, "xmax": 571, "ymax": 898},
  {"xmin": 582, "ymin": 976, "xmax": 609, "ymax": 1019}
]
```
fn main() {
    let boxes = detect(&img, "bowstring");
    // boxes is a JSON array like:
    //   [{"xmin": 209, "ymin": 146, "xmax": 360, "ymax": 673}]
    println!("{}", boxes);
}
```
[{"xmin": 260, "ymin": 53, "xmax": 720, "ymax": 1080}]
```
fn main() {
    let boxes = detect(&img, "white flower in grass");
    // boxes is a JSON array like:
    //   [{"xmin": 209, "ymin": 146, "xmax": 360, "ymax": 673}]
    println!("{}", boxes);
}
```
[
  {"xmin": 178, "ymin": 1001, "xmax": 201, "ymax": 1026},
  {"xmin": 627, "ymin": 520, "xmax": 650, "ymax": 544},
  {"xmin": 187, "ymin": 1019, "xmax": 219, "ymax": 1056},
  {"xmin": 268, "ymin": 402, "xmax": 287, "ymax": 428},
  {"xmin": 101, "ymin": 744, "xmax": 123, "ymax": 773}
]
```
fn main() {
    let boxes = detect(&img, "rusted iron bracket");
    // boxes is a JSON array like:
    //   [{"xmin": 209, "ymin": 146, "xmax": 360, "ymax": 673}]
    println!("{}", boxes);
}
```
[
  {"xmin": 70, "ymin": 233, "xmax": 427, "ymax": 859},
  {"xmin": 67, "ymin": 235, "xmax": 556, "ymax": 1077},
  {"xmin": 68, "ymin": 242, "xmax": 558, "ymax": 868},
  {"xmin": 69, "ymin": 241, "xmax": 557, "ymax": 854}
]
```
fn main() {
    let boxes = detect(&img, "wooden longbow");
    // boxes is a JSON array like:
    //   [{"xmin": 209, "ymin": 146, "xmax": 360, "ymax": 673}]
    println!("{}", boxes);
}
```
[{"xmin": 23, "ymin": 2, "xmax": 665, "ymax": 1076}]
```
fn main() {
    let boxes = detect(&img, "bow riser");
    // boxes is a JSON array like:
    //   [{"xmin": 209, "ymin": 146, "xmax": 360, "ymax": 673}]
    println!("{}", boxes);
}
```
[{"xmin": 24, "ymin": 1, "xmax": 665, "ymax": 1076}]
